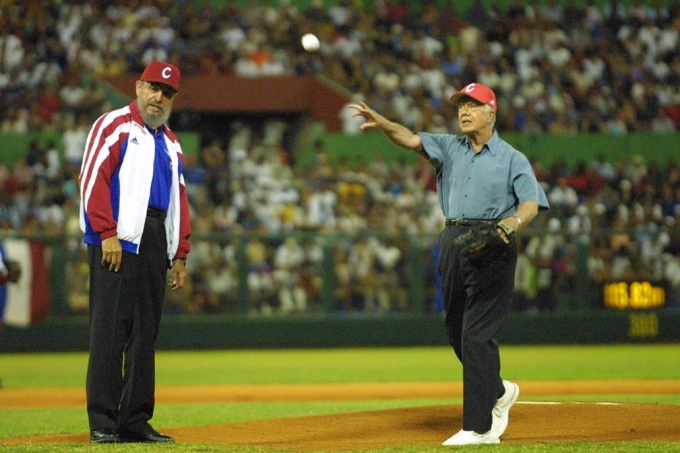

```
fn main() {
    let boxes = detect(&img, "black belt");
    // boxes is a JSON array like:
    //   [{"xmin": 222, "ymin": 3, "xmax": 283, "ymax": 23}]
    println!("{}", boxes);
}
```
[
  {"xmin": 445, "ymin": 218, "xmax": 494, "ymax": 227},
  {"xmin": 147, "ymin": 207, "xmax": 167, "ymax": 220}
]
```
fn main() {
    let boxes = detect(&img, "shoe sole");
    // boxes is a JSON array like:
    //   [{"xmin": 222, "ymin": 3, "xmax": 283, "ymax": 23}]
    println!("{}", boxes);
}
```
[
  {"xmin": 443, "ymin": 439, "xmax": 500, "ymax": 446},
  {"xmin": 442, "ymin": 430, "xmax": 501, "ymax": 446},
  {"xmin": 90, "ymin": 438, "xmax": 119, "ymax": 444},
  {"xmin": 119, "ymin": 437, "xmax": 174, "ymax": 444}
]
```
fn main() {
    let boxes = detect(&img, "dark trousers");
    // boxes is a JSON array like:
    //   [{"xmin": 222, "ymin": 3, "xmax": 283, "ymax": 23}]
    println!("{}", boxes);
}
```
[
  {"xmin": 438, "ymin": 225, "xmax": 517, "ymax": 432},
  {"xmin": 86, "ymin": 215, "xmax": 168, "ymax": 432}
]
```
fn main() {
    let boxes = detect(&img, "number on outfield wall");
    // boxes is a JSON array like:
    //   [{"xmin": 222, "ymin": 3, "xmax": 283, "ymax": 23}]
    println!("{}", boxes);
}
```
[{"xmin": 628, "ymin": 313, "xmax": 659, "ymax": 338}]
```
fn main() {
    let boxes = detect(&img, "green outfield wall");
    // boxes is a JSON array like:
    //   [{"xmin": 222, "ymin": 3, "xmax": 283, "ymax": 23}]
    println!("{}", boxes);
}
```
[
  {"xmin": 2, "ymin": 230, "xmax": 678, "ymax": 353},
  {"xmin": 0, "ymin": 131, "xmax": 201, "ymax": 168},
  {"xmin": 1, "ymin": 310, "xmax": 677, "ymax": 352},
  {"xmin": 2, "ymin": 131, "xmax": 678, "ymax": 172},
  {"xmin": 299, "ymin": 131, "xmax": 680, "ymax": 172}
]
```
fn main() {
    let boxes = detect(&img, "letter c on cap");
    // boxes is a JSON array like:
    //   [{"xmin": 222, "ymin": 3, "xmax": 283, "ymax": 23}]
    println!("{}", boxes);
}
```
[
  {"xmin": 465, "ymin": 83, "xmax": 476, "ymax": 93},
  {"xmin": 162, "ymin": 67, "xmax": 171, "ymax": 79}
]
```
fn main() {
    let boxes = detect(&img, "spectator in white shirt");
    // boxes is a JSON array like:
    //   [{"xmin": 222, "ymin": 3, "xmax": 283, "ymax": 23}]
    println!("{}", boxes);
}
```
[{"xmin": 548, "ymin": 177, "xmax": 579, "ymax": 217}]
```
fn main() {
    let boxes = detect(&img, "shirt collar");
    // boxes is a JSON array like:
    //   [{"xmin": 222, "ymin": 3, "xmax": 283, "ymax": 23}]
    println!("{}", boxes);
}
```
[{"xmin": 464, "ymin": 129, "xmax": 499, "ymax": 156}]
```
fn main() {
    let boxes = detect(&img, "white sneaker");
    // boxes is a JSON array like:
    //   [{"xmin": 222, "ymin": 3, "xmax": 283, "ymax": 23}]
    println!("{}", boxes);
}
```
[
  {"xmin": 492, "ymin": 380, "xmax": 519, "ymax": 438},
  {"xmin": 442, "ymin": 429, "xmax": 500, "ymax": 446}
]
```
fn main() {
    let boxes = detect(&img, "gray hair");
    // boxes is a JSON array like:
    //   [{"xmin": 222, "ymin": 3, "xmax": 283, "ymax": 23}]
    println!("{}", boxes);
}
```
[{"xmin": 484, "ymin": 104, "xmax": 496, "ymax": 128}]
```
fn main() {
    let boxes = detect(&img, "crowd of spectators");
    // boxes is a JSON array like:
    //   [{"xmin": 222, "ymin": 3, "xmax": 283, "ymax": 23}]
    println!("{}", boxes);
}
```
[
  {"xmin": 1, "ymin": 1, "xmax": 680, "ymax": 315},
  {"xmin": 2, "ymin": 0, "xmax": 680, "ymax": 135}
]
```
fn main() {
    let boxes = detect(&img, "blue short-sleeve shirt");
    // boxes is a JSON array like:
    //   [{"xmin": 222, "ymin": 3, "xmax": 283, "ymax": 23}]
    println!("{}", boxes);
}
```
[{"xmin": 417, "ymin": 130, "xmax": 549, "ymax": 219}]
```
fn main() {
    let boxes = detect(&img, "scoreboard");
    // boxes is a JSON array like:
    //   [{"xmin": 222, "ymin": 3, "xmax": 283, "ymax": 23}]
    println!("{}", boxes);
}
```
[{"xmin": 602, "ymin": 281, "xmax": 665, "ymax": 310}]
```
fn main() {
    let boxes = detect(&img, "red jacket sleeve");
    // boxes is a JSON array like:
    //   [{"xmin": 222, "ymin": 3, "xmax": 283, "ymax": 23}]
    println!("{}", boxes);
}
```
[{"xmin": 79, "ymin": 113, "xmax": 126, "ymax": 239}]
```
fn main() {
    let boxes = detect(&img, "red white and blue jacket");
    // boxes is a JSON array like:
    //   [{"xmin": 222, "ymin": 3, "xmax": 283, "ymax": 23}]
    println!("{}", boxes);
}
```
[{"xmin": 79, "ymin": 100, "xmax": 191, "ymax": 261}]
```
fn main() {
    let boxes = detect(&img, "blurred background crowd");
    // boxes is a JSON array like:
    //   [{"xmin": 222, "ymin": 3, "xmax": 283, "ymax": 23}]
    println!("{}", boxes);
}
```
[
  {"xmin": 2, "ymin": 0, "xmax": 680, "ymax": 134},
  {"xmin": 1, "ymin": 0, "xmax": 680, "ymax": 316}
]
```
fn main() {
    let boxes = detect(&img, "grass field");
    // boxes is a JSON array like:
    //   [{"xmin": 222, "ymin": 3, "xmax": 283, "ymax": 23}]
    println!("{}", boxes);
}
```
[{"xmin": 1, "ymin": 344, "xmax": 679, "ymax": 452}]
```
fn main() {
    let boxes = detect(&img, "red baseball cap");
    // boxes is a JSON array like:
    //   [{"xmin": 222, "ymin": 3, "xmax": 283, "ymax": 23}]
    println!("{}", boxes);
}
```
[
  {"xmin": 140, "ymin": 60, "xmax": 181, "ymax": 92},
  {"xmin": 450, "ymin": 83, "xmax": 497, "ymax": 113}
]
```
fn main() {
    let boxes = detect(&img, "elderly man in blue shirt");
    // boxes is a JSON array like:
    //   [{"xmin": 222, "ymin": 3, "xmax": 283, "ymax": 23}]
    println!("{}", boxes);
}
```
[{"xmin": 350, "ymin": 83, "xmax": 549, "ymax": 446}]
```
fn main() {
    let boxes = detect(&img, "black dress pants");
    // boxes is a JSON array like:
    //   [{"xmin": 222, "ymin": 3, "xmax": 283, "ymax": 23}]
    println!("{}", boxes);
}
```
[
  {"xmin": 86, "ymin": 215, "xmax": 167, "ymax": 432},
  {"xmin": 438, "ymin": 225, "xmax": 517, "ymax": 433}
]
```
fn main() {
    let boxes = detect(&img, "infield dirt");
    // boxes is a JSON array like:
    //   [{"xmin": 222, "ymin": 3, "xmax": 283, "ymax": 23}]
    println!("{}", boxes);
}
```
[{"xmin": 2, "ymin": 380, "xmax": 679, "ymax": 449}]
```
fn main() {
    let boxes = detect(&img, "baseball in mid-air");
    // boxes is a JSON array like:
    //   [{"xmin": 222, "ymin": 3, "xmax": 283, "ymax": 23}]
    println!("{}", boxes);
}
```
[{"xmin": 301, "ymin": 33, "xmax": 320, "ymax": 52}]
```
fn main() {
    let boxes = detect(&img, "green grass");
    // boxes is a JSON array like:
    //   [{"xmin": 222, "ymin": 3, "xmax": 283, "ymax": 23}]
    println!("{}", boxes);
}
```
[
  {"xmin": 0, "ymin": 399, "xmax": 460, "ymax": 437},
  {"xmin": 0, "ymin": 345, "xmax": 679, "ymax": 452},
  {"xmin": 3, "ymin": 344, "xmax": 680, "ymax": 387}
]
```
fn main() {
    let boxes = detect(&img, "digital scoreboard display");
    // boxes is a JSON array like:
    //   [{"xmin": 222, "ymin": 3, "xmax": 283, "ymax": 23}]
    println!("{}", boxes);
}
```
[{"xmin": 602, "ymin": 281, "xmax": 666, "ymax": 310}]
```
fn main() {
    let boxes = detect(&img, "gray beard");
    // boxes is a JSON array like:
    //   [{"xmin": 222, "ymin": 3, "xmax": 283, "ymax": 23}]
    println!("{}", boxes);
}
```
[
  {"xmin": 141, "ymin": 110, "xmax": 170, "ymax": 129},
  {"xmin": 138, "ymin": 95, "xmax": 172, "ymax": 129}
]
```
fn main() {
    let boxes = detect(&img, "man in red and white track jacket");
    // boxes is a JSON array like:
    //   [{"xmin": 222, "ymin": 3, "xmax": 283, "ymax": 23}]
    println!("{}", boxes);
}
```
[{"xmin": 78, "ymin": 60, "xmax": 191, "ymax": 445}]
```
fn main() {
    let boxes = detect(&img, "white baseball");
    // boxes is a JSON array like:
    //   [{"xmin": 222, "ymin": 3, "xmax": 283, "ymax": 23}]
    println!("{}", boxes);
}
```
[{"xmin": 301, "ymin": 33, "xmax": 320, "ymax": 52}]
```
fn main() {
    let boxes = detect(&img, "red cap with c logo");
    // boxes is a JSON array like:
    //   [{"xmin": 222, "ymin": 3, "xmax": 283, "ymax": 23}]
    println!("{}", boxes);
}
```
[
  {"xmin": 140, "ymin": 60, "xmax": 181, "ymax": 92},
  {"xmin": 450, "ymin": 83, "xmax": 497, "ymax": 113}
]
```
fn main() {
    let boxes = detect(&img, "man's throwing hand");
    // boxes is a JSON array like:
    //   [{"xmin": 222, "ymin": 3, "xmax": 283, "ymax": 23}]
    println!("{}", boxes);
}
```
[{"xmin": 348, "ymin": 102, "xmax": 383, "ymax": 130}]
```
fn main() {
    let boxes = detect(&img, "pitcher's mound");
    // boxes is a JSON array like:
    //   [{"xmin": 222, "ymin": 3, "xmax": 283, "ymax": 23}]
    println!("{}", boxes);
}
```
[
  {"xmin": 167, "ymin": 402, "xmax": 680, "ymax": 449},
  {"xmin": 7, "ymin": 402, "xmax": 678, "ymax": 449}
]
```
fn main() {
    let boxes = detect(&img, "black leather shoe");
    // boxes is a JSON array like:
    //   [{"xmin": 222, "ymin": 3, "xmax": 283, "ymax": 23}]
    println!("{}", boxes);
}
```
[
  {"xmin": 90, "ymin": 429, "xmax": 119, "ymax": 443},
  {"xmin": 119, "ymin": 428, "xmax": 174, "ymax": 443}
]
